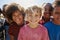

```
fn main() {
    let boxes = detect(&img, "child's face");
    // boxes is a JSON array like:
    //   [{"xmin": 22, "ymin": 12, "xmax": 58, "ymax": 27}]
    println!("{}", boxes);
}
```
[
  {"xmin": 27, "ymin": 9, "xmax": 41, "ymax": 24},
  {"xmin": 44, "ymin": 6, "xmax": 51, "ymax": 19},
  {"xmin": 12, "ymin": 11, "xmax": 24, "ymax": 25},
  {"xmin": 53, "ymin": 6, "xmax": 60, "ymax": 22}
]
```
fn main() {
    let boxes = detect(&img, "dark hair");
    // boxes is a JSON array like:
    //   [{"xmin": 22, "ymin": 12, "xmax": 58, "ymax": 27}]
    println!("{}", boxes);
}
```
[
  {"xmin": 3, "ymin": 4, "xmax": 8, "ymax": 12},
  {"xmin": 45, "ymin": 3, "xmax": 53, "ymax": 11},
  {"xmin": 6, "ymin": 5, "xmax": 25, "ymax": 20},
  {"xmin": 2, "ymin": 4, "xmax": 8, "ymax": 17},
  {"xmin": 0, "ymin": 8, "xmax": 2, "ymax": 13},
  {"xmin": 55, "ymin": 1, "xmax": 60, "ymax": 7}
]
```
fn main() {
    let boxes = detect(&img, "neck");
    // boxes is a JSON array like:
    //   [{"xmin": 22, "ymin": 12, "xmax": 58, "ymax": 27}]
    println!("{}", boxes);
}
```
[
  {"xmin": 43, "ymin": 17, "xmax": 50, "ymax": 22},
  {"xmin": 45, "ymin": 18, "xmax": 50, "ymax": 22},
  {"xmin": 28, "ymin": 23, "xmax": 39, "ymax": 28}
]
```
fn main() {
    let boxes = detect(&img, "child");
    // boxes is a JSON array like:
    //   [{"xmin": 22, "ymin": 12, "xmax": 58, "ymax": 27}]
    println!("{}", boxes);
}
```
[
  {"xmin": 44, "ymin": 1, "xmax": 60, "ymax": 40},
  {"xmin": 6, "ymin": 4, "xmax": 25, "ymax": 40},
  {"xmin": 2, "ymin": 4, "xmax": 11, "ymax": 40},
  {"xmin": 0, "ymin": 9, "xmax": 5, "ymax": 40},
  {"xmin": 18, "ymin": 6, "xmax": 49, "ymax": 40},
  {"xmin": 40, "ymin": 3, "xmax": 53, "ymax": 24}
]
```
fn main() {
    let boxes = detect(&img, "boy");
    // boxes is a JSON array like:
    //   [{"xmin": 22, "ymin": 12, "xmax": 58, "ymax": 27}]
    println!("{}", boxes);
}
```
[
  {"xmin": 18, "ymin": 6, "xmax": 49, "ymax": 40},
  {"xmin": 44, "ymin": 1, "xmax": 60, "ymax": 40}
]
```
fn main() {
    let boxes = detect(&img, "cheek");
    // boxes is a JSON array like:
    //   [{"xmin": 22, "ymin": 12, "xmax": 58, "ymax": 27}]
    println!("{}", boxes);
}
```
[
  {"xmin": 19, "ymin": 16, "xmax": 24, "ymax": 22},
  {"xmin": 27, "ymin": 16, "xmax": 31, "ymax": 21},
  {"xmin": 12, "ymin": 16, "xmax": 16, "ymax": 22},
  {"xmin": 33, "ymin": 17, "xmax": 40, "ymax": 22},
  {"xmin": 44, "ymin": 14, "xmax": 50, "ymax": 18},
  {"xmin": 13, "ymin": 17, "xmax": 18, "ymax": 23},
  {"xmin": 12, "ymin": 16, "xmax": 22, "ymax": 24},
  {"xmin": 19, "ymin": 16, "xmax": 23, "ymax": 20},
  {"xmin": 28, "ymin": 17, "xmax": 32, "ymax": 22},
  {"xmin": 36, "ymin": 18, "xmax": 40, "ymax": 22},
  {"xmin": 53, "ymin": 15, "xmax": 58, "ymax": 19}
]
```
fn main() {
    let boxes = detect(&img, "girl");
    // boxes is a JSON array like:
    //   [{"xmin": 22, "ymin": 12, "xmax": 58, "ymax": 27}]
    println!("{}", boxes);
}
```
[
  {"xmin": 40, "ymin": 3, "xmax": 53, "ymax": 24},
  {"xmin": 6, "ymin": 4, "xmax": 25, "ymax": 40}
]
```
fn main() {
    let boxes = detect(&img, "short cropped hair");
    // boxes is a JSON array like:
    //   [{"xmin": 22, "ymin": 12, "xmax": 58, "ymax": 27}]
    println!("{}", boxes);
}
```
[{"xmin": 55, "ymin": 1, "xmax": 60, "ymax": 7}]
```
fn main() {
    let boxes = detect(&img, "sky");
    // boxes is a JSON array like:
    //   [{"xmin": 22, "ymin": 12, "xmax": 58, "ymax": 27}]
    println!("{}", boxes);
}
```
[{"xmin": 0, "ymin": 0, "xmax": 54, "ymax": 9}]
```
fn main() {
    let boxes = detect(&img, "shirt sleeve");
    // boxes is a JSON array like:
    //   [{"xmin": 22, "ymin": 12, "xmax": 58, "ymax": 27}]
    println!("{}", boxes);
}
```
[{"xmin": 42, "ymin": 27, "xmax": 50, "ymax": 40}]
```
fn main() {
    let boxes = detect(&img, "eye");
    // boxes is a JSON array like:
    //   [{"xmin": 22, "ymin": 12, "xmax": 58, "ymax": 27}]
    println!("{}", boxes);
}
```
[
  {"xmin": 45, "ymin": 8, "xmax": 47, "ymax": 11},
  {"xmin": 55, "ymin": 12, "xmax": 60, "ymax": 15},
  {"xmin": 28, "ymin": 14, "xmax": 32, "ymax": 17}
]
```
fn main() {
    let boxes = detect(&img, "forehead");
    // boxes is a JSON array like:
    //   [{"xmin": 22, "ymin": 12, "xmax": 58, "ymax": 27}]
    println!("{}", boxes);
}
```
[
  {"xmin": 54, "ymin": 6, "xmax": 60, "ymax": 12},
  {"xmin": 44, "ymin": 5, "xmax": 50, "ymax": 9},
  {"xmin": 45, "ymin": 5, "xmax": 50, "ymax": 8},
  {"xmin": 33, "ymin": 8, "xmax": 40, "ymax": 11},
  {"xmin": 13, "ymin": 10, "xmax": 21, "ymax": 15},
  {"xmin": 27, "ymin": 10, "xmax": 32, "ymax": 15},
  {"xmin": 26, "ymin": 7, "xmax": 41, "ymax": 16}
]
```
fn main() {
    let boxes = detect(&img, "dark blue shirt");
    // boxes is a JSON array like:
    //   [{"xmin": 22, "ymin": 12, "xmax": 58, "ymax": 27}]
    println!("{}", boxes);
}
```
[
  {"xmin": 4, "ymin": 21, "xmax": 10, "ymax": 40},
  {"xmin": 44, "ymin": 21, "xmax": 60, "ymax": 40}
]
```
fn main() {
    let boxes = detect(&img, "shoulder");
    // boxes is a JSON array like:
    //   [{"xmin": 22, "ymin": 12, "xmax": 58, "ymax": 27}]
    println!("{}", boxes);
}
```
[
  {"xmin": 9, "ymin": 22, "xmax": 18, "ymax": 29},
  {"xmin": 8, "ymin": 23, "xmax": 16, "ymax": 32},
  {"xmin": 9, "ymin": 24, "xmax": 14, "ymax": 30},
  {"xmin": 44, "ymin": 21, "xmax": 52, "ymax": 26},
  {"xmin": 44, "ymin": 21, "xmax": 52, "ymax": 25},
  {"xmin": 18, "ymin": 24, "xmax": 29, "ymax": 35},
  {"xmin": 39, "ymin": 24, "xmax": 48, "ymax": 32},
  {"xmin": 38, "ymin": 24, "xmax": 48, "ymax": 35},
  {"xmin": 20, "ymin": 24, "xmax": 28, "ymax": 31}
]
